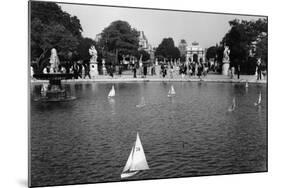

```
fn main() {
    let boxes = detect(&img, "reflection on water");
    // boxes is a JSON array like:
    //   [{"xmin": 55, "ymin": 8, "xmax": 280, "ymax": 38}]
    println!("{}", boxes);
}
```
[
  {"xmin": 30, "ymin": 82, "xmax": 267, "ymax": 187},
  {"xmin": 108, "ymin": 98, "xmax": 116, "ymax": 115}
]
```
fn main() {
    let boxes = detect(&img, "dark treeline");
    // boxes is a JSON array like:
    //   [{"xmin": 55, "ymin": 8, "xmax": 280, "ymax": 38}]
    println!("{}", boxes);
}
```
[{"xmin": 206, "ymin": 18, "xmax": 268, "ymax": 74}]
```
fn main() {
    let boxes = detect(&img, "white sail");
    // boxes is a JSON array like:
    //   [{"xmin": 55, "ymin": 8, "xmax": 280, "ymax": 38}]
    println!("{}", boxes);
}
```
[
  {"xmin": 171, "ymin": 85, "xmax": 176, "ymax": 95},
  {"xmin": 130, "ymin": 133, "xmax": 150, "ymax": 171},
  {"xmin": 168, "ymin": 85, "xmax": 176, "ymax": 97},
  {"xmin": 121, "ymin": 132, "xmax": 149, "ymax": 178},
  {"xmin": 258, "ymin": 93, "xmax": 261, "ymax": 104},
  {"xmin": 245, "ymin": 82, "xmax": 249, "ymax": 88},
  {"xmin": 108, "ymin": 85, "xmax": 115, "ymax": 97},
  {"xmin": 123, "ymin": 147, "xmax": 134, "ymax": 172}
]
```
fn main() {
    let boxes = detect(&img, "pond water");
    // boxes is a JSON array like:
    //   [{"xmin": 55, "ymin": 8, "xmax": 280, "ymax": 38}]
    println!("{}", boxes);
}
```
[{"xmin": 30, "ymin": 82, "xmax": 267, "ymax": 187}]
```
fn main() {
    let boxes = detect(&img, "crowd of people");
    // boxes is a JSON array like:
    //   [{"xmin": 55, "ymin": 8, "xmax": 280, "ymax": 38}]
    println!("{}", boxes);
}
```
[
  {"xmin": 40, "ymin": 60, "xmax": 92, "ymax": 79},
  {"xmin": 31, "ymin": 51, "xmax": 266, "ymax": 81},
  {"xmin": 156, "ymin": 58, "xmax": 210, "ymax": 79}
]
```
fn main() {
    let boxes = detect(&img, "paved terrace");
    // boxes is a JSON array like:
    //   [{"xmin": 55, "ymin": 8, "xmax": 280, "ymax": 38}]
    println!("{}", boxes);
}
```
[{"xmin": 30, "ymin": 73, "xmax": 267, "ymax": 84}]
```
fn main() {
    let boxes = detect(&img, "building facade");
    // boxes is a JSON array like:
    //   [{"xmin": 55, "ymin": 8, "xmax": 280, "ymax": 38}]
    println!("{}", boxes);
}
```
[
  {"xmin": 138, "ymin": 31, "xmax": 154, "ymax": 61},
  {"xmin": 139, "ymin": 31, "xmax": 149, "ymax": 50},
  {"xmin": 178, "ymin": 39, "xmax": 187, "ymax": 56},
  {"xmin": 186, "ymin": 41, "xmax": 205, "ymax": 63}
]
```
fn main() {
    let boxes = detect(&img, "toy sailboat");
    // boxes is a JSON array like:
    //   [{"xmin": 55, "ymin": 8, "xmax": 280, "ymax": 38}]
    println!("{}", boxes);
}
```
[
  {"xmin": 168, "ymin": 85, "xmax": 176, "ymax": 97},
  {"xmin": 228, "ymin": 97, "xmax": 236, "ymax": 112},
  {"xmin": 108, "ymin": 85, "xmax": 115, "ymax": 98},
  {"xmin": 121, "ymin": 132, "xmax": 150, "ymax": 179},
  {"xmin": 254, "ymin": 93, "xmax": 262, "ymax": 106},
  {"xmin": 245, "ymin": 81, "xmax": 249, "ymax": 88}
]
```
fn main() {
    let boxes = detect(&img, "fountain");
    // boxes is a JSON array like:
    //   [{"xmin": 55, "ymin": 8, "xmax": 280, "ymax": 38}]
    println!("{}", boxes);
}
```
[{"xmin": 33, "ymin": 48, "xmax": 76, "ymax": 102}]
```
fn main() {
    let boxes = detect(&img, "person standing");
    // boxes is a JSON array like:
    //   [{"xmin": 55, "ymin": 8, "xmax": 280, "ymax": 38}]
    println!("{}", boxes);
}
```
[
  {"xmin": 133, "ymin": 63, "xmax": 137, "ymax": 78},
  {"xmin": 230, "ymin": 66, "xmax": 235, "ymax": 79},
  {"xmin": 237, "ymin": 64, "xmax": 241, "ymax": 79},
  {"xmin": 139, "ymin": 59, "xmax": 143, "ymax": 77},
  {"xmin": 77, "ymin": 60, "xmax": 83, "ymax": 79},
  {"xmin": 151, "ymin": 64, "xmax": 155, "ymax": 76},
  {"xmin": 143, "ymin": 64, "xmax": 147, "ymax": 78},
  {"xmin": 197, "ymin": 62, "xmax": 202, "ymax": 79},
  {"xmin": 83, "ymin": 61, "xmax": 91, "ymax": 79},
  {"xmin": 161, "ymin": 63, "xmax": 165, "ymax": 78},
  {"xmin": 118, "ymin": 63, "xmax": 122, "ymax": 76},
  {"xmin": 203, "ymin": 63, "xmax": 208, "ymax": 77},
  {"xmin": 169, "ymin": 65, "xmax": 174, "ymax": 79},
  {"xmin": 184, "ymin": 63, "xmax": 187, "ymax": 77},
  {"xmin": 256, "ymin": 58, "xmax": 262, "ymax": 80},
  {"xmin": 72, "ymin": 62, "xmax": 79, "ymax": 79},
  {"xmin": 108, "ymin": 64, "xmax": 114, "ymax": 78}
]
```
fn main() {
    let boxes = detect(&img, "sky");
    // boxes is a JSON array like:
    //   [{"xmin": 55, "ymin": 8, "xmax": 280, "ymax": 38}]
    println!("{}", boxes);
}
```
[{"xmin": 59, "ymin": 3, "xmax": 265, "ymax": 49}]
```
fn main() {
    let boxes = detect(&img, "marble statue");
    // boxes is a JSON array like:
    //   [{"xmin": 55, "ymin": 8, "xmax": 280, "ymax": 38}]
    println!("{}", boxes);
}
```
[
  {"xmin": 223, "ymin": 46, "xmax": 230, "ymax": 62},
  {"xmin": 222, "ymin": 46, "xmax": 230, "ymax": 76},
  {"xmin": 89, "ymin": 45, "xmax": 97, "ymax": 63},
  {"xmin": 89, "ymin": 45, "xmax": 99, "ymax": 77}
]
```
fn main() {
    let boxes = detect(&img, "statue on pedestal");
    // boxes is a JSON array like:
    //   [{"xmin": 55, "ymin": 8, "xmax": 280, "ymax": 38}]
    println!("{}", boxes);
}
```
[
  {"xmin": 89, "ymin": 45, "xmax": 99, "ymax": 77},
  {"xmin": 222, "ymin": 46, "xmax": 230, "ymax": 76},
  {"xmin": 102, "ymin": 58, "xmax": 107, "ymax": 75}
]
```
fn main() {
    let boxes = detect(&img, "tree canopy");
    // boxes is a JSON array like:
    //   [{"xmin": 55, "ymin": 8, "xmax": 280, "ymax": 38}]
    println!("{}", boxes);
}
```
[
  {"xmin": 155, "ymin": 38, "xmax": 180, "ymax": 60},
  {"xmin": 221, "ymin": 18, "xmax": 267, "ymax": 74},
  {"xmin": 30, "ymin": 1, "xmax": 83, "ymax": 62},
  {"xmin": 136, "ymin": 50, "xmax": 150, "ymax": 62},
  {"xmin": 98, "ymin": 20, "xmax": 139, "ymax": 63},
  {"xmin": 206, "ymin": 46, "xmax": 218, "ymax": 60},
  {"xmin": 77, "ymin": 37, "xmax": 96, "ymax": 61}
]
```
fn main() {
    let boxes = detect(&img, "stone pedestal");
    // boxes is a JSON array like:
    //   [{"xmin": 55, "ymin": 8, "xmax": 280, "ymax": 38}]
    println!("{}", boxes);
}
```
[
  {"xmin": 222, "ymin": 62, "xmax": 229, "ymax": 76},
  {"xmin": 155, "ymin": 65, "xmax": 160, "ymax": 76},
  {"xmin": 102, "ymin": 59, "xmax": 107, "ymax": 75},
  {"xmin": 90, "ymin": 62, "xmax": 99, "ymax": 78}
]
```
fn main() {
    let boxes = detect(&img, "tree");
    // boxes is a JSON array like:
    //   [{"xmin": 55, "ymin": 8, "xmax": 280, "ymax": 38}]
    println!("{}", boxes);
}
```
[
  {"xmin": 98, "ymin": 20, "xmax": 139, "ymax": 64},
  {"xmin": 77, "ymin": 38, "xmax": 96, "ymax": 61},
  {"xmin": 30, "ymin": 1, "xmax": 83, "ymax": 71},
  {"xmin": 221, "ymin": 18, "xmax": 268, "ymax": 74},
  {"xmin": 155, "ymin": 38, "xmax": 180, "ymax": 60},
  {"xmin": 136, "ymin": 50, "xmax": 150, "ymax": 61},
  {"xmin": 255, "ymin": 34, "xmax": 268, "ymax": 67},
  {"xmin": 206, "ymin": 46, "xmax": 217, "ymax": 60}
]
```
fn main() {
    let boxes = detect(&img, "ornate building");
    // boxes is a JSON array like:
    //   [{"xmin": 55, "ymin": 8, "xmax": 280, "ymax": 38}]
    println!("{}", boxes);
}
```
[
  {"xmin": 178, "ymin": 39, "xmax": 187, "ymax": 56},
  {"xmin": 139, "ymin": 31, "xmax": 151, "ymax": 50},
  {"xmin": 95, "ymin": 33, "xmax": 102, "ymax": 42},
  {"xmin": 138, "ymin": 31, "xmax": 154, "ymax": 60},
  {"xmin": 186, "ymin": 41, "xmax": 205, "ymax": 62}
]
